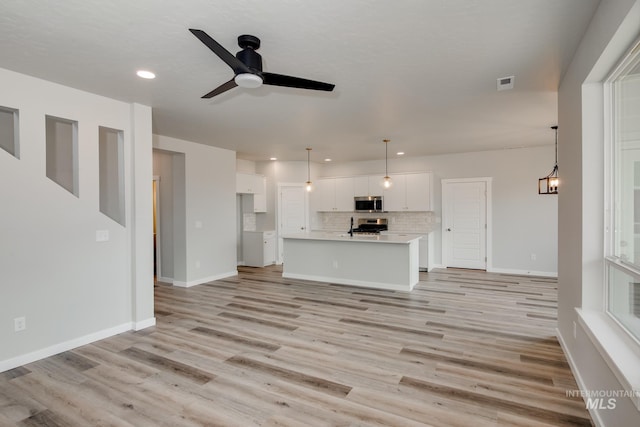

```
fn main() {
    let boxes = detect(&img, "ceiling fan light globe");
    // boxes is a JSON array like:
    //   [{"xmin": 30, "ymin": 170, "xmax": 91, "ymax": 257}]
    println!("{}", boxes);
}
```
[{"xmin": 235, "ymin": 73, "xmax": 263, "ymax": 88}]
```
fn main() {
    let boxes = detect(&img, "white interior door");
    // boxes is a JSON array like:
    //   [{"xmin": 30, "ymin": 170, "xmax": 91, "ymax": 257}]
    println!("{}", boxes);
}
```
[
  {"xmin": 277, "ymin": 184, "xmax": 308, "ymax": 263},
  {"xmin": 442, "ymin": 178, "xmax": 490, "ymax": 270}
]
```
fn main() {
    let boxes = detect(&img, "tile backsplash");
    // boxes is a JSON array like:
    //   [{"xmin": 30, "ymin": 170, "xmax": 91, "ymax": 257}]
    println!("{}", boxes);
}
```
[
  {"xmin": 316, "ymin": 211, "xmax": 437, "ymax": 233},
  {"xmin": 243, "ymin": 213, "xmax": 257, "ymax": 231}
]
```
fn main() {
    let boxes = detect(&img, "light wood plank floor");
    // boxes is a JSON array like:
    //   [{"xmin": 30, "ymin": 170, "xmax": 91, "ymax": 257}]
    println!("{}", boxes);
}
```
[{"xmin": 1, "ymin": 266, "xmax": 593, "ymax": 426}]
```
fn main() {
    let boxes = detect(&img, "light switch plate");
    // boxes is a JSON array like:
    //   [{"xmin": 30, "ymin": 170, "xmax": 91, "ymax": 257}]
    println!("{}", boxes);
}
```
[{"xmin": 96, "ymin": 230, "xmax": 109, "ymax": 242}]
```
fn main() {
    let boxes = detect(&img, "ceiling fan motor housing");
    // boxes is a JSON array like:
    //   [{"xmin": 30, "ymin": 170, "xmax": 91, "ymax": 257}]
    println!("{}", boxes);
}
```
[{"xmin": 236, "ymin": 35, "xmax": 263, "ymax": 72}]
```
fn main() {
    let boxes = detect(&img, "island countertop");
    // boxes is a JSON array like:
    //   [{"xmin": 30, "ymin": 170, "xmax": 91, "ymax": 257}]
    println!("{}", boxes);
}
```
[{"xmin": 282, "ymin": 231, "xmax": 421, "ymax": 244}]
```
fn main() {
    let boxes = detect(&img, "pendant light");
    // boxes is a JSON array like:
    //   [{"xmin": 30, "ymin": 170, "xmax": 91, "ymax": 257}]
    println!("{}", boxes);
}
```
[
  {"xmin": 383, "ymin": 139, "xmax": 392, "ymax": 189},
  {"xmin": 538, "ymin": 126, "xmax": 559, "ymax": 194},
  {"xmin": 305, "ymin": 147, "xmax": 313, "ymax": 192}
]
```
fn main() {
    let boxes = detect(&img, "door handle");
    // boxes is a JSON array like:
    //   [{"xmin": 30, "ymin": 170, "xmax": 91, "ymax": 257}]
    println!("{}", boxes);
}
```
[{"xmin": 446, "ymin": 228, "xmax": 452, "ymax": 231}]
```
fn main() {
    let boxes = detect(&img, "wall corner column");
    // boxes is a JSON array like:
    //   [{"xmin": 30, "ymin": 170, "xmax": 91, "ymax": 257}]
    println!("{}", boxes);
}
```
[{"xmin": 130, "ymin": 103, "xmax": 155, "ymax": 329}]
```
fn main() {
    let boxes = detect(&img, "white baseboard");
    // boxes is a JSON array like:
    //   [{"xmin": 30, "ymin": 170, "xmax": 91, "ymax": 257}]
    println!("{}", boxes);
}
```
[
  {"xmin": 173, "ymin": 270, "xmax": 238, "ymax": 288},
  {"xmin": 556, "ymin": 328, "xmax": 605, "ymax": 427},
  {"xmin": 488, "ymin": 267, "xmax": 557, "ymax": 278},
  {"xmin": 0, "ymin": 322, "xmax": 133, "ymax": 373},
  {"xmin": 283, "ymin": 272, "xmax": 415, "ymax": 292},
  {"xmin": 134, "ymin": 317, "xmax": 156, "ymax": 331},
  {"xmin": 156, "ymin": 276, "xmax": 174, "ymax": 284}
]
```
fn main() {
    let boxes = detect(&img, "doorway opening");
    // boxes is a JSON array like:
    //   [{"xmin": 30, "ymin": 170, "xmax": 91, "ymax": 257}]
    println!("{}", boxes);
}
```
[{"xmin": 152, "ymin": 176, "xmax": 161, "ymax": 282}]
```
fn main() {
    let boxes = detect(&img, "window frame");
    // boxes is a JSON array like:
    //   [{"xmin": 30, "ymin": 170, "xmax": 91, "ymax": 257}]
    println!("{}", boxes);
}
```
[{"xmin": 604, "ymin": 37, "xmax": 640, "ymax": 345}]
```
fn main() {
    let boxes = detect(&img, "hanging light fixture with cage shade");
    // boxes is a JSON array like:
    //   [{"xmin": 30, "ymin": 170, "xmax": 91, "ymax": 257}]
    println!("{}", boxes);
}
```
[
  {"xmin": 383, "ymin": 139, "xmax": 392, "ymax": 189},
  {"xmin": 305, "ymin": 147, "xmax": 313, "ymax": 192},
  {"xmin": 538, "ymin": 126, "xmax": 559, "ymax": 195}
]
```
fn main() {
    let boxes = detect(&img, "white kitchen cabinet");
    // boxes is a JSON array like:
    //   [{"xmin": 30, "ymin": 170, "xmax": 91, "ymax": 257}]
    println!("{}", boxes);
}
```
[
  {"xmin": 242, "ymin": 193, "xmax": 267, "ymax": 213},
  {"xmin": 405, "ymin": 172, "xmax": 432, "ymax": 211},
  {"xmin": 383, "ymin": 172, "xmax": 432, "ymax": 211},
  {"xmin": 353, "ymin": 175, "xmax": 384, "ymax": 197},
  {"xmin": 243, "ymin": 230, "xmax": 276, "ymax": 267},
  {"xmin": 238, "ymin": 174, "xmax": 267, "ymax": 213},
  {"xmin": 382, "ymin": 174, "xmax": 406, "ymax": 211},
  {"xmin": 353, "ymin": 176, "xmax": 369, "ymax": 196},
  {"xmin": 314, "ymin": 179, "xmax": 334, "ymax": 211},
  {"xmin": 314, "ymin": 177, "xmax": 354, "ymax": 211},
  {"xmin": 236, "ymin": 173, "xmax": 264, "ymax": 194}
]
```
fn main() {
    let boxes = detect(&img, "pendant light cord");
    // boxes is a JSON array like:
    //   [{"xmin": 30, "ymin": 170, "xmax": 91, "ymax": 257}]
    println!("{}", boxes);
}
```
[
  {"xmin": 385, "ymin": 140, "xmax": 388, "ymax": 176},
  {"xmin": 553, "ymin": 125, "xmax": 558, "ymax": 167},
  {"xmin": 384, "ymin": 139, "xmax": 390, "ymax": 177}
]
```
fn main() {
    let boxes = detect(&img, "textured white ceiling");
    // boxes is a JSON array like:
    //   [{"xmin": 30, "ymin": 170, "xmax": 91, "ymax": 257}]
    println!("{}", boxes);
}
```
[{"xmin": 0, "ymin": 0, "xmax": 599, "ymax": 162}]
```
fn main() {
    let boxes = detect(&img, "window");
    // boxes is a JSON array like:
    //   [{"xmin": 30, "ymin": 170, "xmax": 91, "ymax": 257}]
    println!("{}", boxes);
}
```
[
  {"xmin": 99, "ymin": 126, "xmax": 125, "ymax": 225},
  {"xmin": 46, "ymin": 115, "xmax": 78, "ymax": 196},
  {"xmin": 0, "ymin": 106, "xmax": 19, "ymax": 158},
  {"xmin": 607, "ymin": 39, "xmax": 640, "ymax": 342}
]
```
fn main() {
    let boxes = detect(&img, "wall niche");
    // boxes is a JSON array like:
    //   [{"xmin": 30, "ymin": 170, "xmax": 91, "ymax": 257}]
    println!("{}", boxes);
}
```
[
  {"xmin": 0, "ymin": 106, "xmax": 19, "ymax": 158},
  {"xmin": 46, "ymin": 115, "xmax": 78, "ymax": 196}
]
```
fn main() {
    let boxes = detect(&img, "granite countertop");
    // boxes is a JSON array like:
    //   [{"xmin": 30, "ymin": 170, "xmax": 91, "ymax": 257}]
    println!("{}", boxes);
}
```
[{"xmin": 282, "ymin": 231, "xmax": 421, "ymax": 244}]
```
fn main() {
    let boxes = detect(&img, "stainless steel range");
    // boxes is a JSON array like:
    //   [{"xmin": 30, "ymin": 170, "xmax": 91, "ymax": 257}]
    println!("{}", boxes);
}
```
[{"xmin": 351, "ymin": 218, "xmax": 388, "ymax": 235}]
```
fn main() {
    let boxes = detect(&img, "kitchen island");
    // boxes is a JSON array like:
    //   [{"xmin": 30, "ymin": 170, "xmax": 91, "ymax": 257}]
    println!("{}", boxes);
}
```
[{"xmin": 282, "ymin": 232, "xmax": 421, "ymax": 291}]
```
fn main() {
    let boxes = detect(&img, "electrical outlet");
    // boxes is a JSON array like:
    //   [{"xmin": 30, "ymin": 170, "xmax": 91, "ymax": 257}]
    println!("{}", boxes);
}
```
[
  {"xmin": 530, "ymin": 253, "xmax": 537, "ymax": 261},
  {"xmin": 332, "ymin": 260, "xmax": 338, "ymax": 269},
  {"xmin": 14, "ymin": 317, "xmax": 26, "ymax": 332}
]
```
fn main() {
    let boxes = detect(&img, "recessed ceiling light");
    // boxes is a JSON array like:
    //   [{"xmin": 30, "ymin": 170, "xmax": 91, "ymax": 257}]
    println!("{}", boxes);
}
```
[
  {"xmin": 397, "ymin": 152, "xmax": 405, "ymax": 156},
  {"xmin": 136, "ymin": 70, "xmax": 156, "ymax": 79},
  {"xmin": 324, "ymin": 158, "xmax": 332, "ymax": 162},
  {"xmin": 269, "ymin": 157, "xmax": 277, "ymax": 161}
]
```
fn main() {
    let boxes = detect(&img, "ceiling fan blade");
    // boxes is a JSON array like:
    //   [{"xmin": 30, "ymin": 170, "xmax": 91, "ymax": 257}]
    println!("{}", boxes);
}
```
[
  {"xmin": 202, "ymin": 78, "xmax": 238, "ymax": 98},
  {"xmin": 189, "ymin": 29, "xmax": 251, "ymax": 75},
  {"xmin": 262, "ymin": 72, "xmax": 335, "ymax": 92}
]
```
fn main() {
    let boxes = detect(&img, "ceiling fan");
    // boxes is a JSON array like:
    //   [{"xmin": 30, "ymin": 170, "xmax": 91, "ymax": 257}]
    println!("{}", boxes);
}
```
[{"xmin": 189, "ymin": 29, "xmax": 335, "ymax": 99}]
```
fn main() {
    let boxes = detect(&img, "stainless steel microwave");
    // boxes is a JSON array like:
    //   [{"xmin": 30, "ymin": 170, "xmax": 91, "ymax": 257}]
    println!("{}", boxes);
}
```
[{"xmin": 354, "ymin": 196, "xmax": 383, "ymax": 212}]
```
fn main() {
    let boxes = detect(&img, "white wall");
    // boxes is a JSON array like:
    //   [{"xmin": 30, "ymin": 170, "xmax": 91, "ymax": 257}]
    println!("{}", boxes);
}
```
[
  {"xmin": 153, "ymin": 135, "xmax": 237, "ymax": 286},
  {"xmin": 558, "ymin": 0, "xmax": 640, "ymax": 425},
  {"xmin": 0, "ymin": 68, "xmax": 154, "ymax": 371}
]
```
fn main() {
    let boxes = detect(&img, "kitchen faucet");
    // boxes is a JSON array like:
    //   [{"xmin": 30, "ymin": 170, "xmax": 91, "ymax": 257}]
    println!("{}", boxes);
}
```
[{"xmin": 349, "ymin": 217, "xmax": 354, "ymax": 237}]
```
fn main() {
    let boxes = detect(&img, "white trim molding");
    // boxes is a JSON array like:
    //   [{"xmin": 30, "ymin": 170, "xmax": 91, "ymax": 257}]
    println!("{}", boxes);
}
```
[
  {"xmin": 0, "ymin": 322, "xmax": 133, "ymax": 373},
  {"xmin": 173, "ymin": 270, "xmax": 238, "ymax": 288}
]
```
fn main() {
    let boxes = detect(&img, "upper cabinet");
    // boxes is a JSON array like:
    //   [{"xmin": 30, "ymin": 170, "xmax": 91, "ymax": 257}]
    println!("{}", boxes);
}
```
[
  {"xmin": 314, "ymin": 177, "xmax": 354, "ymax": 211},
  {"xmin": 312, "ymin": 172, "xmax": 433, "ymax": 213},
  {"xmin": 353, "ymin": 175, "xmax": 385, "ymax": 197},
  {"xmin": 236, "ymin": 172, "xmax": 264, "ymax": 194},
  {"xmin": 237, "ymin": 173, "xmax": 267, "ymax": 213},
  {"xmin": 383, "ymin": 172, "xmax": 432, "ymax": 211}
]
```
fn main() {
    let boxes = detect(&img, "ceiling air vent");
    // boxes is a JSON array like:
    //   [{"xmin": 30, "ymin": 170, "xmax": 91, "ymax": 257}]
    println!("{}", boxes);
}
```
[{"xmin": 497, "ymin": 76, "xmax": 514, "ymax": 91}]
